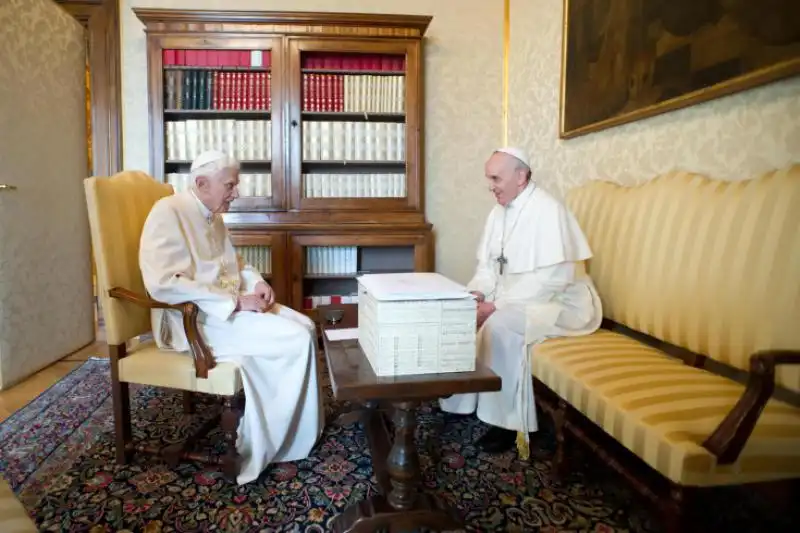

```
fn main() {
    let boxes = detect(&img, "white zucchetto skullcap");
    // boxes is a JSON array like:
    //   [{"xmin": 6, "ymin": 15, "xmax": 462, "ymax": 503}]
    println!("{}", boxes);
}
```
[
  {"xmin": 191, "ymin": 150, "xmax": 235, "ymax": 171},
  {"xmin": 494, "ymin": 147, "xmax": 530, "ymax": 169}
]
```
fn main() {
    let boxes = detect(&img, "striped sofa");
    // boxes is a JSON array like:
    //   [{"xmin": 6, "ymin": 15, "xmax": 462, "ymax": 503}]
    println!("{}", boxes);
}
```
[{"xmin": 532, "ymin": 165, "xmax": 800, "ymax": 532}]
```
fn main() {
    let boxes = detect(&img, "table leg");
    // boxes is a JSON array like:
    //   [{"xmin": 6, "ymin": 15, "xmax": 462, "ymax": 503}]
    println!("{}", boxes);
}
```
[{"xmin": 331, "ymin": 400, "xmax": 462, "ymax": 533}]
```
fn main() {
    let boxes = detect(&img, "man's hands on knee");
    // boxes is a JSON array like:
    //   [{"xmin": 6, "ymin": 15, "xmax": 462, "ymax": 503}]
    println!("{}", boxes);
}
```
[
  {"xmin": 476, "ymin": 301, "xmax": 496, "ymax": 328},
  {"xmin": 237, "ymin": 294, "xmax": 269, "ymax": 313},
  {"xmin": 254, "ymin": 281, "xmax": 275, "ymax": 309},
  {"xmin": 237, "ymin": 281, "xmax": 276, "ymax": 313}
]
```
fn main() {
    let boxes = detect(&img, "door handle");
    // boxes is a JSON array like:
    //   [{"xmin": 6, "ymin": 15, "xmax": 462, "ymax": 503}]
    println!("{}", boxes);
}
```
[{"xmin": 0, "ymin": 184, "xmax": 17, "ymax": 191}]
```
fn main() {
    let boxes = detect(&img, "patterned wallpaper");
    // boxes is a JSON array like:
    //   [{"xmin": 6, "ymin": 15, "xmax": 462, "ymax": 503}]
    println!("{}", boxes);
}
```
[
  {"xmin": 508, "ymin": 1, "xmax": 800, "ymax": 196},
  {"xmin": 0, "ymin": 0, "xmax": 94, "ymax": 388},
  {"xmin": 120, "ymin": 0, "xmax": 800, "ymax": 285}
]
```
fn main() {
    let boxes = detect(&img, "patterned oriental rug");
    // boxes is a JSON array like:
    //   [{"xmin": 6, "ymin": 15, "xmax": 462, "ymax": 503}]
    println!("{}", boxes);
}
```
[{"xmin": 0, "ymin": 359, "xmax": 792, "ymax": 532}]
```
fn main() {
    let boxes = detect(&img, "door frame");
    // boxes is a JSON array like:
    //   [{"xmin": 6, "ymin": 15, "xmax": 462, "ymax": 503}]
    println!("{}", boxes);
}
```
[{"xmin": 55, "ymin": 0, "xmax": 123, "ymax": 177}]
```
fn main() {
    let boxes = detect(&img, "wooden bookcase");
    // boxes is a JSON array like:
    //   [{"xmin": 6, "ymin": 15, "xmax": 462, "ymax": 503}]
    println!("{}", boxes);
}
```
[{"xmin": 134, "ymin": 9, "xmax": 434, "ymax": 315}]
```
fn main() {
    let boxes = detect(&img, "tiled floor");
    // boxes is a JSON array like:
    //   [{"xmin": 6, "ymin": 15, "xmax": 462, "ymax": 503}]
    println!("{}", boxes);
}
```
[{"xmin": 0, "ymin": 327, "xmax": 106, "ymax": 424}]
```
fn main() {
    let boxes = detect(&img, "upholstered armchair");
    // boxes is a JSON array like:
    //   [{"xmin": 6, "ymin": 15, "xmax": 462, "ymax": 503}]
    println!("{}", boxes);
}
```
[{"xmin": 84, "ymin": 171, "xmax": 243, "ymax": 480}]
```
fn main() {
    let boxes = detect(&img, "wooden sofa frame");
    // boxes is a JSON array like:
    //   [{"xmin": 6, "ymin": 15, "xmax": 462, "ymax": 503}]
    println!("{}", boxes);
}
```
[
  {"xmin": 108, "ymin": 287, "xmax": 244, "ymax": 481},
  {"xmin": 535, "ymin": 318, "xmax": 800, "ymax": 533}
]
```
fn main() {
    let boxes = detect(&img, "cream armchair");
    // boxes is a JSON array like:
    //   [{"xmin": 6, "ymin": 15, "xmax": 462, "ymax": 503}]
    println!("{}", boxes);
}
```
[{"xmin": 84, "ymin": 171, "xmax": 244, "ymax": 480}]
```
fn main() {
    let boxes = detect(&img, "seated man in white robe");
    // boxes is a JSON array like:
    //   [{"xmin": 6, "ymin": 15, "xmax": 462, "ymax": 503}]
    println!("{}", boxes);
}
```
[
  {"xmin": 139, "ymin": 150, "xmax": 324, "ymax": 485},
  {"xmin": 439, "ymin": 147, "xmax": 602, "ymax": 456}
]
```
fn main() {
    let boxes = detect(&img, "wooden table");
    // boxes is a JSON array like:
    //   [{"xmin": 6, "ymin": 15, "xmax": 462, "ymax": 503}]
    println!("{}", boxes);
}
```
[{"xmin": 318, "ymin": 305, "xmax": 502, "ymax": 533}]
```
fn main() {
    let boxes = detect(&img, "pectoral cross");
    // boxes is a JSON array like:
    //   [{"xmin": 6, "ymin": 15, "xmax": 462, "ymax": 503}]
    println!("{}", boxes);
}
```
[{"xmin": 496, "ymin": 254, "xmax": 507, "ymax": 275}]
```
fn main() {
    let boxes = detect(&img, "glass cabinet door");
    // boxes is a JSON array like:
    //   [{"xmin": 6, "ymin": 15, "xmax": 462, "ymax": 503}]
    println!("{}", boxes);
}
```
[
  {"xmin": 155, "ymin": 37, "xmax": 286, "ymax": 210},
  {"xmin": 286, "ymin": 38, "xmax": 422, "ymax": 212}
]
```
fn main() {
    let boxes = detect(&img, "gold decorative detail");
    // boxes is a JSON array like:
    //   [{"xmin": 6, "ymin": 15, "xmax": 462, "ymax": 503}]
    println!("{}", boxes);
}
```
[
  {"xmin": 516, "ymin": 430, "xmax": 529, "ymax": 461},
  {"xmin": 85, "ymin": 41, "xmax": 92, "ymax": 174},
  {"xmin": 502, "ymin": 0, "xmax": 510, "ymax": 146}
]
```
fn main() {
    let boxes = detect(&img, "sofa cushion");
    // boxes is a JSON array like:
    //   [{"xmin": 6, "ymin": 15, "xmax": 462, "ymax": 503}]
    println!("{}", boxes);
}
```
[
  {"xmin": 533, "ymin": 331, "xmax": 800, "ymax": 487},
  {"xmin": 565, "ymin": 166, "xmax": 800, "ymax": 392},
  {"xmin": 119, "ymin": 340, "xmax": 243, "ymax": 396}
]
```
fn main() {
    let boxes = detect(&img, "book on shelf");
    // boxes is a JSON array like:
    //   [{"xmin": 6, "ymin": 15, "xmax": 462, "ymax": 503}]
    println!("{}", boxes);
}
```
[
  {"xmin": 167, "ymin": 172, "xmax": 272, "ymax": 198},
  {"xmin": 165, "ymin": 119, "xmax": 272, "ymax": 162},
  {"xmin": 301, "ymin": 121, "xmax": 404, "ymax": 161},
  {"xmin": 303, "ymin": 173, "xmax": 405, "ymax": 198},
  {"xmin": 305, "ymin": 246, "xmax": 358, "ymax": 275},
  {"xmin": 163, "ymin": 49, "xmax": 272, "ymax": 111},
  {"xmin": 234, "ymin": 245, "xmax": 272, "ymax": 275},
  {"xmin": 301, "ymin": 52, "xmax": 405, "ymax": 114},
  {"xmin": 304, "ymin": 294, "xmax": 359, "ymax": 310},
  {"xmin": 156, "ymin": 49, "xmax": 417, "ymax": 207}
]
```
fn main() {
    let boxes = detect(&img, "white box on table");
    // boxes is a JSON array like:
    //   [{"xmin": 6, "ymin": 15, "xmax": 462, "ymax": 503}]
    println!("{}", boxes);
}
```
[{"xmin": 357, "ymin": 272, "xmax": 477, "ymax": 377}]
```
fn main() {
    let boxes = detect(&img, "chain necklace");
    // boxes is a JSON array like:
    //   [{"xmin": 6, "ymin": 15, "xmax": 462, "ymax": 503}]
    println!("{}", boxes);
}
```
[
  {"xmin": 496, "ymin": 183, "xmax": 535, "ymax": 275},
  {"xmin": 194, "ymin": 194, "xmax": 239, "ymax": 297}
]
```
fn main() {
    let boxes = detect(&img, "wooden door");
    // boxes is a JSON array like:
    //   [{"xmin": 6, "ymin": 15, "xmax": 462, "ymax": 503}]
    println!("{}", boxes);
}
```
[{"xmin": 0, "ymin": 0, "xmax": 93, "ymax": 389}]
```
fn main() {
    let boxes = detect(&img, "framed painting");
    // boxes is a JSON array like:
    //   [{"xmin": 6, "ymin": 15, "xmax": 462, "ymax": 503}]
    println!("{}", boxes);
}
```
[{"xmin": 559, "ymin": 0, "xmax": 800, "ymax": 139}]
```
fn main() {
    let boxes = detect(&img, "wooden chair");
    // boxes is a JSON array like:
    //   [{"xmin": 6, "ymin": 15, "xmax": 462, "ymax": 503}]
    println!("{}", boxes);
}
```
[{"xmin": 84, "ymin": 171, "xmax": 244, "ymax": 480}]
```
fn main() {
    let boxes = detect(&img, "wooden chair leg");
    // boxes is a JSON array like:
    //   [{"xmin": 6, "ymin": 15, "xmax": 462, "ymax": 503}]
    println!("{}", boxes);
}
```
[
  {"xmin": 182, "ymin": 391, "xmax": 195, "ymax": 414},
  {"xmin": 664, "ymin": 484, "xmax": 688, "ymax": 533},
  {"xmin": 552, "ymin": 399, "xmax": 569, "ymax": 478},
  {"xmin": 111, "ymin": 377, "xmax": 132, "ymax": 465},
  {"xmin": 221, "ymin": 395, "xmax": 242, "ymax": 482}
]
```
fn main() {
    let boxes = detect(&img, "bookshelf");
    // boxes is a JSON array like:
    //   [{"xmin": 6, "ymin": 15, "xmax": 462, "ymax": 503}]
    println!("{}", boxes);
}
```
[{"xmin": 135, "ymin": 9, "xmax": 433, "ymax": 315}]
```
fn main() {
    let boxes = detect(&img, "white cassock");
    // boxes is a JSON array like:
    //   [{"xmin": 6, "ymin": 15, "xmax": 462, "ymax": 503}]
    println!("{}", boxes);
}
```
[
  {"xmin": 139, "ymin": 190, "xmax": 324, "ymax": 485},
  {"xmin": 439, "ymin": 181, "xmax": 602, "ymax": 452}
]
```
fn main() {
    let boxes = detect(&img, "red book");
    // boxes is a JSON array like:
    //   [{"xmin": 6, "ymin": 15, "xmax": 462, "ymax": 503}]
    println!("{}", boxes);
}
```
[
  {"xmin": 336, "ymin": 75, "xmax": 344, "ymax": 112},
  {"xmin": 163, "ymin": 50, "xmax": 176, "ymax": 65},
  {"xmin": 302, "ymin": 74, "xmax": 309, "ymax": 111},
  {"xmin": 185, "ymin": 50, "xmax": 197, "ymax": 66},
  {"xmin": 221, "ymin": 72, "xmax": 229, "ymax": 110},
  {"xmin": 197, "ymin": 50, "xmax": 208, "ymax": 67},
  {"xmin": 312, "ymin": 74, "xmax": 320, "ymax": 111},
  {"xmin": 176, "ymin": 50, "xmax": 186, "ymax": 65},
  {"xmin": 212, "ymin": 71, "xmax": 221, "ymax": 109},
  {"xmin": 247, "ymin": 72, "xmax": 255, "ymax": 110},
  {"xmin": 264, "ymin": 50, "xmax": 272, "ymax": 68},
  {"xmin": 234, "ymin": 72, "xmax": 242, "ymax": 110},
  {"xmin": 323, "ymin": 74, "xmax": 331, "ymax": 112},
  {"xmin": 240, "ymin": 50, "xmax": 250, "ymax": 67}
]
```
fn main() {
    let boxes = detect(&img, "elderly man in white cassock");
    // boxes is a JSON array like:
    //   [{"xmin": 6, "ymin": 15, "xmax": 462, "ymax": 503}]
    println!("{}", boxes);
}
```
[
  {"xmin": 439, "ymin": 147, "xmax": 602, "ymax": 457},
  {"xmin": 139, "ymin": 150, "xmax": 324, "ymax": 485}
]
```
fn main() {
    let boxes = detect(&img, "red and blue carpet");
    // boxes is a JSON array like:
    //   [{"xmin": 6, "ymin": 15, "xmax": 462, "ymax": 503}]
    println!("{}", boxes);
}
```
[{"xmin": 0, "ymin": 359, "xmax": 790, "ymax": 532}]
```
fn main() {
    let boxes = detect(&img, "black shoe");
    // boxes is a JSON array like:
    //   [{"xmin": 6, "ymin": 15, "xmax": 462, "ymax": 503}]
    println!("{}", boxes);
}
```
[{"xmin": 477, "ymin": 426, "xmax": 516, "ymax": 453}]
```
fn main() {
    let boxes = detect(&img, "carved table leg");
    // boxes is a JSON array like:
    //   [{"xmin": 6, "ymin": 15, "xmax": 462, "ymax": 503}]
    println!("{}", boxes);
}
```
[{"xmin": 331, "ymin": 400, "xmax": 462, "ymax": 533}]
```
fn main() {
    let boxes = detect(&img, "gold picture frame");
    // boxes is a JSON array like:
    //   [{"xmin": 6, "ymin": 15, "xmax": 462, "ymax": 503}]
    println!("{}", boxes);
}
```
[{"xmin": 559, "ymin": 0, "xmax": 800, "ymax": 139}]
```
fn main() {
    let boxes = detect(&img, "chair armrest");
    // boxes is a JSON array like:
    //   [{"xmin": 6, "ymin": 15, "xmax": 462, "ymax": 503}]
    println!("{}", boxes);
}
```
[
  {"xmin": 702, "ymin": 350, "xmax": 800, "ymax": 464},
  {"xmin": 108, "ymin": 287, "xmax": 216, "ymax": 379}
]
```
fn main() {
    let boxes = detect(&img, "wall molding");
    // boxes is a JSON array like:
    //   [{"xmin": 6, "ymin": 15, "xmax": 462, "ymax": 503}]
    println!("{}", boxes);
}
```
[{"xmin": 55, "ymin": 0, "xmax": 123, "ymax": 177}]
